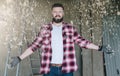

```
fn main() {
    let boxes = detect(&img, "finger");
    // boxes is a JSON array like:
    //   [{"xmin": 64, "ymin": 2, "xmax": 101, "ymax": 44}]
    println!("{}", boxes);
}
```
[
  {"xmin": 106, "ymin": 51, "xmax": 113, "ymax": 54},
  {"xmin": 11, "ymin": 57, "xmax": 16, "ymax": 59},
  {"xmin": 7, "ymin": 64, "xmax": 14, "ymax": 69}
]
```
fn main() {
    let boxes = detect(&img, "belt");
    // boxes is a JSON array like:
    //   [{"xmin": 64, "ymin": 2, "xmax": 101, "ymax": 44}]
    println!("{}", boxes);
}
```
[{"xmin": 50, "ymin": 63, "xmax": 62, "ymax": 67}]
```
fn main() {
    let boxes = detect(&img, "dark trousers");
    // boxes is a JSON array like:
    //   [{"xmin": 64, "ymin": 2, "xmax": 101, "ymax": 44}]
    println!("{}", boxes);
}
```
[{"xmin": 43, "ymin": 66, "xmax": 73, "ymax": 76}]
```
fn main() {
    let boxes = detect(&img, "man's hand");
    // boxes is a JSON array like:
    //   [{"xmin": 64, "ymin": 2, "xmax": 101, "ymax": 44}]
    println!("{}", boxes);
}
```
[
  {"xmin": 98, "ymin": 45, "xmax": 114, "ymax": 54},
  {"xmin": 8, "ymin": 56, "xmax": 21, "ymax": 69}
]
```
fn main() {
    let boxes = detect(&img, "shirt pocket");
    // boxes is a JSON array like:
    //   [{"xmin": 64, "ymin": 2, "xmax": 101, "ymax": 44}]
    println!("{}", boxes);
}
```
[{"xmin": 64, "ymin": 32, "xmax": 73, "ymax": 43}]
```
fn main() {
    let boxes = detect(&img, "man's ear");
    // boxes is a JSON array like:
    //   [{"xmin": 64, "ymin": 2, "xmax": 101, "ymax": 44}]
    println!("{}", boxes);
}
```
[{"xmin": 63, "ymin": 12, "xmax": 64, "ymax": 16}]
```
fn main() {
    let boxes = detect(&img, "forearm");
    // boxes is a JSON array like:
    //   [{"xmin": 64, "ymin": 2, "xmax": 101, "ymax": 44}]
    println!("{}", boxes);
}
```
[
  {"xmin": 86, "ymin": 43, "xmax": 99, "ymax": 50},
  {"xmin": 19, "ymin": 48, "xmax": 33, "ymax": 60}
]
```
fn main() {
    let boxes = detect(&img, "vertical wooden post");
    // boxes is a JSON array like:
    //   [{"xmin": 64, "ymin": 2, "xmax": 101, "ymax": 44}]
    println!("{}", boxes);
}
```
[
  {"xmin": 92, "ymin": 13, "xmax": 104, "ymax": 76},
  {"xmin": 91, "ymin": 0, "xmax": 104, "ymax": 76},
  {"xmin": 80, "ymin": 0, "xmax": 93, "ymax": 75}
]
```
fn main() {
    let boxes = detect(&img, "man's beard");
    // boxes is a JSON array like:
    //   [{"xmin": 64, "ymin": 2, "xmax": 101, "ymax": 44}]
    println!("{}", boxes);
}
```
[{"xmin": 52, "ymin": 17, "xmax": 63, "ymax": 23}]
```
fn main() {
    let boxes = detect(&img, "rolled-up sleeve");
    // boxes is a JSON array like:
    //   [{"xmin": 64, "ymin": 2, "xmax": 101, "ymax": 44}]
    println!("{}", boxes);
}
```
[{"xmin": 73, "ymin": 27, "xmax": 91, "ymax": 49}]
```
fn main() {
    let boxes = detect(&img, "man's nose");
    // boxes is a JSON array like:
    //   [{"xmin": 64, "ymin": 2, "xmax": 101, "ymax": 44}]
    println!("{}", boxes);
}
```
[{"xmin": 56, "ymin": 12, "xmax": 60, "ymax": 14}]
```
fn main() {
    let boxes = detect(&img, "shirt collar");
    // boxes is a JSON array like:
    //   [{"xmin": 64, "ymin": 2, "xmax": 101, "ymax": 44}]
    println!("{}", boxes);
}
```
[{"xmin": 48, "ymin": 21, "xmax": 68, "ymax": 31}]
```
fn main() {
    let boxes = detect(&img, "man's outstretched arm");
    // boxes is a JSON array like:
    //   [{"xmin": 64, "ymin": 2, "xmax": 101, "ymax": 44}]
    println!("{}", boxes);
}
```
[
  {"xmin": 73, "ymin": 26, "xmax": 113, "ymax": 54},
  {"xmin": 9, "ymin": 29, "xmax": 43, "ymax": 68}
]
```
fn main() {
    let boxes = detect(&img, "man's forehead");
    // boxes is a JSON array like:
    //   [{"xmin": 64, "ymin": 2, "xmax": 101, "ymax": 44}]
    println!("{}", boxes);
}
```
[{"xmin": 52, "ymin": 7, "xmax": 64, "ymax": 11}]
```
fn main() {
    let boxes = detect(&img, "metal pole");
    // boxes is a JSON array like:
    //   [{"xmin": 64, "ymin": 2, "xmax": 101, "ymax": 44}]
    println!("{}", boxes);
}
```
[
  {"xmin": 4, "ymin": 43, "xmax": 11, "ymax": 76},
  {"xmin": 16, "ymin": 46, "xmax": 22, "ymax": 76}
]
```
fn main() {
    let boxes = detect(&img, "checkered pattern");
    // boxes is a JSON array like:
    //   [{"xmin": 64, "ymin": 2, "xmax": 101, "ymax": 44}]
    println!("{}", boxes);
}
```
[{"xmin": 29, "ymin": 22, "xmax": 90, "ymax": 74}]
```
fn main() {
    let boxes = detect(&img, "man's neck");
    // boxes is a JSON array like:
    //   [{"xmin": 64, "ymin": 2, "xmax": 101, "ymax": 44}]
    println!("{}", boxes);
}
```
[{"xmin": 53, "ymin": 22, "xmax": 62, "ymax": 26}]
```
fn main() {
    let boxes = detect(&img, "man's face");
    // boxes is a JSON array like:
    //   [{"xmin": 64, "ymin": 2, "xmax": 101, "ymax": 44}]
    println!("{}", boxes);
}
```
[{"xmin": 52, "ymin": 7, "xmax": 64, "ymax": 23}]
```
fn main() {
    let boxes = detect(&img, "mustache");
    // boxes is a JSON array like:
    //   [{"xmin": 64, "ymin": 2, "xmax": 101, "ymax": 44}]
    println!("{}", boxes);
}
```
[
  {"xmin": 52, "ymin": 17, "xmax": 63, "ymax": 23},
  {"xmin": 55, "ymin": 15, "xmax": 61, "ymax": 17}
]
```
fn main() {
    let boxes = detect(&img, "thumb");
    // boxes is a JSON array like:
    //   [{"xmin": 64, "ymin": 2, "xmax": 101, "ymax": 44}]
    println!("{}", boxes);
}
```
[{"xmin": 7, "ymin": 64, "xmax": 14, "ymax": 69}]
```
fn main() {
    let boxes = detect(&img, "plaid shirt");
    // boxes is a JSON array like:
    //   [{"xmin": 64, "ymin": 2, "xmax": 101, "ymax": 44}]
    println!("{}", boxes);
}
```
[{"xmin": 29, "ymin": 22, "xmax": 90, "ymax": 74}]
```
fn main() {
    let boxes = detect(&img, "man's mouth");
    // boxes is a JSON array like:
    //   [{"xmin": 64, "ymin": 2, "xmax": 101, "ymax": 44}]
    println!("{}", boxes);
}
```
[{"xmin": 55, "ymin": 15, "xmax": 61, "ymax": 17}]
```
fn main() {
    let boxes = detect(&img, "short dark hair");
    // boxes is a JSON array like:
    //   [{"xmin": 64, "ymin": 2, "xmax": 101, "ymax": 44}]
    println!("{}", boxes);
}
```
[{"xmin": 52, "ymin": 3, "xmax": 64, "ymax": 10}]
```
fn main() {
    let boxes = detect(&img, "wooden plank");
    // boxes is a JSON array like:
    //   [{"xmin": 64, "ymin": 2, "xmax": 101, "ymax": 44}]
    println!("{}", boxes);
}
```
[
  {"xmin": 80, "ymin": 4, "xmax": 93, "ymax": 76},
  {"xmin": 90, "ymin": 0, "xmax": 104, "ymax": 75},
  {"xmin": 78, "ymin": 0, "xmax": 93, "ymax": 76},
  {"xmin": 92, "ymin": 11, "xmax": 104, "ymax": 76}
]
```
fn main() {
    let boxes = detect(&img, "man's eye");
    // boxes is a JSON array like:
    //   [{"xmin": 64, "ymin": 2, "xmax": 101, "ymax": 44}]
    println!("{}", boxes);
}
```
[{"xmin": 59, "ymin": 11, "xmax": 63, "ymax": 13}]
